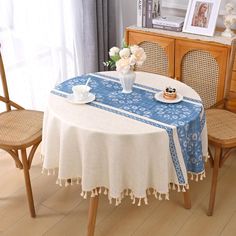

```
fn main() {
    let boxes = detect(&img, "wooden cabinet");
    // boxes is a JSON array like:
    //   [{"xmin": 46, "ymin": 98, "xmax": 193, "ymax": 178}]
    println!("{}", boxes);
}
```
[
  {"xmin": 127, "ymin": 31, "xmax": 175, "ymax": 78},
  {"xmin": 231, "ymin": 56, "xmax": 236, "ymax": 94},
  {"xmin": 126, "ymin": 26, "xmax": 236, "ymax": 109}
]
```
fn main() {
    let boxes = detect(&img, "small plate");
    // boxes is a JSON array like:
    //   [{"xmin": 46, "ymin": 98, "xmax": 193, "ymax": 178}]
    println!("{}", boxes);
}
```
[
  {"xmin": 154, "ymin": 91, "xmax": 183, "ymax": 104},
  {"xmin": 67, "ymin": 93, "xmax": 95, "ymax": 104}
]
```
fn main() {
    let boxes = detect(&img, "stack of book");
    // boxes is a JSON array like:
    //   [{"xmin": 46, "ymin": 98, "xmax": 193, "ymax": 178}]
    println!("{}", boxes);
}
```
[
  {"xmin": 137, "ymin": 0, "xmax": 184, "ymax": 32},
  {"xmin": 152, "ymin": 16, "xmax": 184, "ymax": 32}
]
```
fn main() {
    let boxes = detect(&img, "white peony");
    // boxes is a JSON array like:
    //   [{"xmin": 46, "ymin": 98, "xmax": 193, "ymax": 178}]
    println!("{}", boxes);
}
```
[
  {"xmin": 119, "ymin": 48, "xmax": 131, "ymax": 59},
  {"xmin": 105, "ymin": 44, "xmax": 146, "ymax": 72},
  {"xmin": 130, "ymin": 45, "xmax": 140, "ymax": 53},
  {"xmin": 116, "ymin": 58, "xmax": 131, "ymax": 74},
  {"xmin": 130, "ymin": 45, "xmax": 146, "ymax": 66},
  {"xmin": 109, "ymin": 47, "xmax": 120, "ymax": 57},
  {"xmin": 129, "ymin": 54, "xmax": 137, "ymax": 66}
]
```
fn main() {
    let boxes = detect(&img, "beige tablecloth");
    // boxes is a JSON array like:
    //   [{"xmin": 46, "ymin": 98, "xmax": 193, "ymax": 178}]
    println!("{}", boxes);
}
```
[{"xmin": 41, "ymin": 71, "xmax": 207, "ymax": 205}]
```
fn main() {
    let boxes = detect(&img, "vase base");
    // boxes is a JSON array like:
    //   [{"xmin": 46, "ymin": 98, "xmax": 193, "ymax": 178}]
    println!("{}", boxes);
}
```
[
  {"xmin": 119, "ymin": 71, "xmax": 136, "ymax": 94},
  {"xmin": 122, "ymin": 90, "xmax": 132, "ymax": 94}
]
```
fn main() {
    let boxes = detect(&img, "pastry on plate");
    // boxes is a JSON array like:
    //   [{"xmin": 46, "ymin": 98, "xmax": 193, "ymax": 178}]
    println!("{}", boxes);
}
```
[{"xmin": 163, "ymin": 86, "xmax": 177, "ymax": 100}]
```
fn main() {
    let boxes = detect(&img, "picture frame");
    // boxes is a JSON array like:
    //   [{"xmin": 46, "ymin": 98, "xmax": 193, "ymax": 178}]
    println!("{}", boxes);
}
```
[{"xmin": 182, "ymin": 0, "xmax": 221, "ymax": 36}]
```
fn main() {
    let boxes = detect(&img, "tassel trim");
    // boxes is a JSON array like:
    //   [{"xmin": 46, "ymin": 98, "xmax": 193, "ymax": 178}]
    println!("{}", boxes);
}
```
[
  {"xmin": 41, "ymin": 167, "xmax": 206, "ymax": 206},
  {"xmin": 188, "ymin": 170, "xmax": 206, "ymax": 182}
]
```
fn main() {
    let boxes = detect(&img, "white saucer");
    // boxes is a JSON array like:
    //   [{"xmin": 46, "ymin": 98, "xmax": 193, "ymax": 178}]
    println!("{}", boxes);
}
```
[
  {"xmin": 154, "ymin": 91, "xmax": 183, "ymax": 104},
  {"xmin": 67, "ymin": 93, "xmax": 95, "ymax": 104}
]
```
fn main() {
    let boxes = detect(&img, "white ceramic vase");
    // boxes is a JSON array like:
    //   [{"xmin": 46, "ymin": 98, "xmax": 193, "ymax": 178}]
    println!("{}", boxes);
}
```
[{"xmin": 119, "ymin": 70, "xmax": 136, "ymax": 93}]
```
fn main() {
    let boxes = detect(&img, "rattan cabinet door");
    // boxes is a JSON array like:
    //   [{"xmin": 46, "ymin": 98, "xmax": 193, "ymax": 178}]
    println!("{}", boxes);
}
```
[
  {"xmin": 175, "ymin": 39, "xmax": 229, "ymax": 109},
  {"xmin": 126, "ymin": 30, "xmax": 174, "ymax": 78}
]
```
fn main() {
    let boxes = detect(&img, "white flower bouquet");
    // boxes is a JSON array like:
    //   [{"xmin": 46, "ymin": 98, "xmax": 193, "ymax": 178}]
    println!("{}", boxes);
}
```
[{"xmin": 104, "ymin": 43, "xmax": 146, "ymax": 74}]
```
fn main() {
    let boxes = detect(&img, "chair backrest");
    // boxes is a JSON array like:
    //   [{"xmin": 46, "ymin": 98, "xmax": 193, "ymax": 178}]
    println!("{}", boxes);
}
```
[
  {"xmin": 0, "ymin": 45, "xmax": 23, "ymax": 111},
  {"xmin": 0, "ymin": 45, "xmax": 11, "ymax": 111},
  {"xmin": 181, "ymin": 50, "xmax": 220, "ymax": 109},
  {"xmin": 134, "ymin": 41, "xmax": 169, "ymax": 76},
  {"xmin": 180, "ymin": 39, "xmax": 236, "ymax": 109}
]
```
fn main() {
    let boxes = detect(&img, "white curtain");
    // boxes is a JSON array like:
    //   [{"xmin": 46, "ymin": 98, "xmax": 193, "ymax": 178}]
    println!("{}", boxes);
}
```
[{"xmin": 0, "ymin": 0, "xmax": 84, "ymax": 110}]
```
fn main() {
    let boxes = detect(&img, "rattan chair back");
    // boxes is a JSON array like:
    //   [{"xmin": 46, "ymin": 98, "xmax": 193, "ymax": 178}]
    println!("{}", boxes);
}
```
[
  {"xmin": 181, "ymin": 50, "xmax": 220, "ymax": 109},
  {"xmin": 135, "ymin": 41, "xmax": 169, "ymax": 76}
]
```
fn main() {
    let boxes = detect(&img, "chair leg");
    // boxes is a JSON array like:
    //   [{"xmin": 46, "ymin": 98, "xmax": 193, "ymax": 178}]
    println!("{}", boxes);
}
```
[
  {"xmin": 87, "ymin": 194, "xmax": 99, "ymax": 236},
  {"xmin": 207, "ymin": 146, "xmax": 221, "ymax": 216},
  {"xmin": 183, "ymin": 189, "xmax": 191, "ymax": 209},
  {"xmin": 21, "ymin": 149, "xmax": 36, "ymax": 218}
]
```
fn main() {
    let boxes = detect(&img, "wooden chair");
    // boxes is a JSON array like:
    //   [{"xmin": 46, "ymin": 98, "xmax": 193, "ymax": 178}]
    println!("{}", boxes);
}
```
[
  {"xmin": 206, "ymin": 98, "xmax": 236, "ymax": 216},
  {"xmin": 0, "ymin": 46, "xmax": 43, "ymax": 217},
  {"xmin": 177, "ymin": 38, "xmax": 236, "ymax": 215}
]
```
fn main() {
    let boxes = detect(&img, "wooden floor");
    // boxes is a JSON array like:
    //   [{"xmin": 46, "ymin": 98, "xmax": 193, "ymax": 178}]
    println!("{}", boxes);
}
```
[{"xmin": 0, "ymin": 148, "xmax": 236, "ymax": 236}]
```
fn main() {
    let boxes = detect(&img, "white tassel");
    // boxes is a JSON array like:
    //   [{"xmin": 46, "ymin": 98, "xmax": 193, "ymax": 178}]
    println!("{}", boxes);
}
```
[
  {"xmin": 132, "ymin": 198, "xmax": 136, "ymax": 204},
  {"xmin": 56, "ymin": 179, "xmax": 59, "ymax": 185},
  {"xmin": 119, "ymin": 198, "xmax": 122, "ymax": 205},
  {"xmin": 47, "ymin": 170, "xmax": 51, "ymax": 176},
  {"xmin": 168, "ymin": 183, "xmax": 172, "ymax": 189},
  {"xmin": 65, "ymin": 181, "xmax": 69, "ymax": 187},
  {"xmin": 84, "ymin": 192, "xmax": 87, "ymax": 199},
  {"xmin": 118, "ymin": 198, "xmax": 121, "ymax": 205},
  {"xmin": 165, "ymin": 193, "xmax": 169, "ymax": 200},
  {"xmin": 172, "ymin": 184, "xmax": 176, "ymax": 190},
  {"xmin": 147, "ymin": 188, "xmax": 151, "ymax": 195},
  {"xmin": 138, "ymin": 198, "xmax": 141, "ymax": 206},
  {"xmin": 115, "ymin": 199, "xmax": 119, "ymax": 206},
  {"xmin": 91, "ymin": 191, "xmax": 95, "ymax": 197},
  {"xmin": 182, "ymin": 186, "xmax": 186, "ymax": 192},
  {"xmin": 153, "ymin": 190, "xmax": 158, "ymax": 199},
  {"xmin": 191, "ymin": 173, "xmax": 194, "ymax": 180},
  {"xmin": 130, "ymin": 192, "xmax": 134, "ymax": 200},
  {"xmin": 200, "ymin": 174, "xmax": 203, "ymax": 180},
  {"xmin": 99, "ymin": 187, "xmax": 102, "ymax": 194},
  {"xmin": 158, "ymin": 194, "xmax": 162, "ymax": 200},
  {"xmin": 177, "ymin": 185, "xmax": 181, "ymax": 192},
  {"xmin": 125, "ymin": 189, "xmax": 129, "ymax": 196},
  {"xmin": 104, "ymin": 189, "xmax": 108, "ymax": 195},
  {"xmin": 80, "ymin": 191, "xmax": 84, "ymax": 197},
  {"xmin": 195, "ymin": 175, "xmax": 199, "ymax": 182},
  {"xmin": 144, "ymin": 197, "xmax": 148, "ymax": 205},
  {"xmin": 109, "ymin": 196, "xmax": 112, "ymax": 204},
  {"xmin": 76, "ymin": 178, "xmax": 80, "ymax": 184},
  {"xmin": 94, "ymin": 188, "xmax": 98, "ymax": 195},
  {"xmin": 186, "ymin": 184, "xmax": 189, "ymax": 189},
  {"xmin": 59, "ymin": 180, "xmax": 62, "ymax": 187}
]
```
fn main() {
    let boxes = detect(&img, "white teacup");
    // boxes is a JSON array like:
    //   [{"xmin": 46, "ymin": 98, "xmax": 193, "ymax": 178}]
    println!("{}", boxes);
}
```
[{"xmin": 72, "ymin": 85, "xmax": 91, "ymax": 101}]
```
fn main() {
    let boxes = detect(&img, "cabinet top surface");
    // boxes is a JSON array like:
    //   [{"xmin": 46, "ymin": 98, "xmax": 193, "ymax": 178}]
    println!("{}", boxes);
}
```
[{"xmin": 127, "ymin": 26, "xmax": 236, "ymax": 46}]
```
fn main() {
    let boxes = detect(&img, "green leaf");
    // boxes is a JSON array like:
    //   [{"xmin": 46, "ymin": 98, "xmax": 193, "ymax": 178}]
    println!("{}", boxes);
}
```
[
  {"xmin": 122, "ymin": 39, "xmax": 128, "ymax": 48},
  {"xmin": 110, "ymin": 55, "xmax": 120, "ymax": 62}
]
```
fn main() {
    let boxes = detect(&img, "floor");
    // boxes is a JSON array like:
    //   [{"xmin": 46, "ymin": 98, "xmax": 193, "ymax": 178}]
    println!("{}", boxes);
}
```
[{"xmin": 0, "ymin": 148, "xmax": 236, "ymax": 236}]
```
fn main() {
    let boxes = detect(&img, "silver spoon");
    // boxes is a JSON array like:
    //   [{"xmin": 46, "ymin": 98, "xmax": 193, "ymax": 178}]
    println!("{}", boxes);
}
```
[{"xmin": 85, "ymin": 77, "xmax": 91, "ymax": 87}]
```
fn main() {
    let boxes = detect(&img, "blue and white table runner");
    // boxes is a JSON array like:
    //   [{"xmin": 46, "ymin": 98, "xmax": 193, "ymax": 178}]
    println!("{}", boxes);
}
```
[{"xmin": 52, "ymin": 73, "xmax": 206, "ymax": 186}]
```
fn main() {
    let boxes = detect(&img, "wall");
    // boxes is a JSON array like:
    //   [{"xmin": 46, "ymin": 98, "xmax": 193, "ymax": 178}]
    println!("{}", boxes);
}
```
[{"xmin": 117, "ymin": 0, "xmax": 236, "ymax": 45}]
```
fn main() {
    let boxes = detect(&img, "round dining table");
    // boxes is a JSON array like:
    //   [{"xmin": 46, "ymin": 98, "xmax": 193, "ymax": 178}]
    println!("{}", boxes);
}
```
[{"xmin": 41, "ymin": 71, "xmax": 207, "ymax": 236}]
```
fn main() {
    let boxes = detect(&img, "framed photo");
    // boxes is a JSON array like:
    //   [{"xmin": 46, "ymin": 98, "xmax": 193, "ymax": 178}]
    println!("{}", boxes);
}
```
[{"xmin": 182, "ymin": 0, "xmax": 221, "ymax": 36}]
